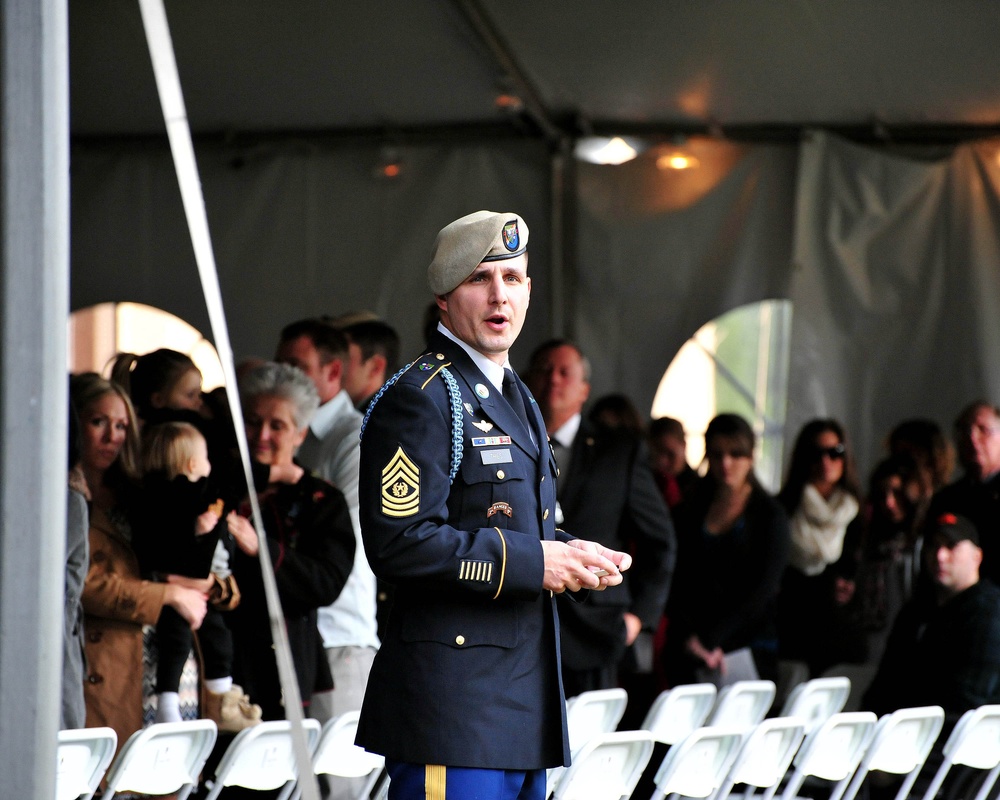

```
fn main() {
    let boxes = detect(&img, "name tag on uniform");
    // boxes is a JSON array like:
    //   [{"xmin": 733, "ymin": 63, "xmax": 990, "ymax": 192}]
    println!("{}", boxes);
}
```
[
  {"xmin": 472, "ymin": 436, "xmax": 511, "ymax": 447},
  {"xmin": 481, "ymin": 448, "xmax": 513, "ymax": 465}
]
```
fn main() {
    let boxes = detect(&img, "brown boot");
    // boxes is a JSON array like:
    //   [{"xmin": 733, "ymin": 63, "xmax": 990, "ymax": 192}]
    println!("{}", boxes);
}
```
[{"xmin": 203, "ymin": 684, "xmax": 262, "ymax": 732}]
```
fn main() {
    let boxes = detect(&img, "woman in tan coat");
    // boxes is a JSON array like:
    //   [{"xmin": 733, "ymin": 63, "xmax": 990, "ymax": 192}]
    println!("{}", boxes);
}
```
[{"xmin": 70, "ymin": 373, "xmax": 207, "ymax": 750}]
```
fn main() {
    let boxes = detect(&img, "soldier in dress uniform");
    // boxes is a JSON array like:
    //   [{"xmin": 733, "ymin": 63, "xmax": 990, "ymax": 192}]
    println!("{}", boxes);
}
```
[{"xmin": 355, "ymin": 210, "xmax": 631, "ymax": 800}]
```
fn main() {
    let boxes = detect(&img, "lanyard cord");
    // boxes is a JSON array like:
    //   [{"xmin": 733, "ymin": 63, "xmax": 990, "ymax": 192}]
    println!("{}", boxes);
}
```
[{"xmin": 136, "ymin": 2, "xmax": 319, "ymax": 797}]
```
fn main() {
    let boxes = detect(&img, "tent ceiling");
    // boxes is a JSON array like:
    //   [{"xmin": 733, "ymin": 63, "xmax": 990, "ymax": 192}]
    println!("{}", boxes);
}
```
[{"xmin": 71, "ymin": 0, "xmax": 1000, "ymax": 141}]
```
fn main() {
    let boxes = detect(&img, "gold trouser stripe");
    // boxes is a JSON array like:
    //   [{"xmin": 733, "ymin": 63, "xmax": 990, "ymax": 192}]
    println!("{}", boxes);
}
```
[
  {"xmin": 426, "ymin": 764, "xmax": 447, "ymax": 800},
  {"xmin": 420, "ymin": 362, "xmax": 451, "ymax": 390},
  {"xmin": 492, "ymin": 527, "xmax": 507, "ymax": 599}
]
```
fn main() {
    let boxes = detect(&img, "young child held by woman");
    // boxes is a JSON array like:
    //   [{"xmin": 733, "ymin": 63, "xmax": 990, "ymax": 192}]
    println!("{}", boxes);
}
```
[{"xmin": 136, "ymin": 420, "xmax": 262, "ymax": 731}]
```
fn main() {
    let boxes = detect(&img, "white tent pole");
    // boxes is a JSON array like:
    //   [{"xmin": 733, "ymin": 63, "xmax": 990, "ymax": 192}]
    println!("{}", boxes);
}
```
[{"xmin": 135, "ymin": 2, "xmax": 319, "ymax": 797}]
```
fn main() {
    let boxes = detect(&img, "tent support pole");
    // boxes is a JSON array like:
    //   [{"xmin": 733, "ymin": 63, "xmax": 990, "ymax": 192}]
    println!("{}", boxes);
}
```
[{"xmin": 0, "ymin": 0, "xmax": 70, "ymax": 795}]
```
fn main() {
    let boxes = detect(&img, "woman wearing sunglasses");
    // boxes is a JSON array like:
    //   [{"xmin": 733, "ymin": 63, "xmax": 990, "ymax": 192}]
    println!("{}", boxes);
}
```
[{"xmin": 777, "ymin": 419, "xmax": 864, "ymax": 675}]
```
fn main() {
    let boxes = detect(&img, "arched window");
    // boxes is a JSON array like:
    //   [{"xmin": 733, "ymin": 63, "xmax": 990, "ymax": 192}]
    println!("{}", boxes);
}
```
[
  {"xmin": 651, "ymin": 299, "xmax": 792, "ymax": 491},
  {"xmin": 68, "ymin": 302, "xmax": 224, "ymax": 390}
]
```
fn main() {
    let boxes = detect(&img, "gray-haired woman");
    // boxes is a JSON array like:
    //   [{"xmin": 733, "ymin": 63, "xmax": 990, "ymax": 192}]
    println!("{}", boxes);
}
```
[{"xmin": 226, "ymin": 362, "xmax": 356, "ymax": 720}]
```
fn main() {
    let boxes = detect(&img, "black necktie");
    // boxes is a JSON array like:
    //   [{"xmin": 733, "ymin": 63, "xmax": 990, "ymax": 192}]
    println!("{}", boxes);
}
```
[
  {"xmin": 551, "ymin": 438, "xmax": 571, "ymax": 496},
  {"xmin": 502, "ymin": 368, "xmax": 531, "ymax": 434}
]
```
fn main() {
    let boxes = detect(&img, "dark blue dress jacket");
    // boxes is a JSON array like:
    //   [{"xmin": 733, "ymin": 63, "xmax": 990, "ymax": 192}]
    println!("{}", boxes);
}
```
[{"xmin": 355, "ymin": 331, "xmax": 572, "ymax": 770}]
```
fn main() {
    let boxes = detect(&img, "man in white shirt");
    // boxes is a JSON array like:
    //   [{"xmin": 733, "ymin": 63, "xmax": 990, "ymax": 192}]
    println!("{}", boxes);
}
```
[{"xmin": 274, "ymin": 319, "xmax": 379, "ymax": 731}]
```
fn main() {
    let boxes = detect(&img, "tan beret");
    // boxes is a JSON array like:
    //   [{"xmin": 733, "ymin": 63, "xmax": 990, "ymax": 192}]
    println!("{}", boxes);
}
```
[{"xmin": 428, "ymin": 210, "xmax": 529, "ymax": 295}]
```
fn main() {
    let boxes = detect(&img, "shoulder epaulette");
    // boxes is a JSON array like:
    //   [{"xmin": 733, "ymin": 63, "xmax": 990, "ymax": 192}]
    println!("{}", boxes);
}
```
[{"xmin": 360, "ymin": 353, "xmax": 465, "ymax": 484}]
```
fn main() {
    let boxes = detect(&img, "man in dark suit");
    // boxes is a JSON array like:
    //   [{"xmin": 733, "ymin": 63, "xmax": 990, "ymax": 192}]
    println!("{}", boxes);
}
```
[
  {"xmin": 356, "ymin": 211, "xmax": 632, "ymax": 800},
  {"xmin": 526, "ymin": 340, "xmax": 676, "ymax": 699},
  {"xmin": 929, "ymin": 401, "xmax": 1000, "ymax": 584}
]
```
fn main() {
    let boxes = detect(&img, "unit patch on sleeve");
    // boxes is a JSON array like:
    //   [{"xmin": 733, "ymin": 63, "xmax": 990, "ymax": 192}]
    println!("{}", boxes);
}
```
[{"xmin": 381, "ymin": 446, "xmax": 420, "ymax": 518}]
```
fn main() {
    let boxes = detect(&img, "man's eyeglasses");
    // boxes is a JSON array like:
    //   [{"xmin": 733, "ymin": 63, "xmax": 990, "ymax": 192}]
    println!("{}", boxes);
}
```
[{"xmin": 813, "ymin": 443, "xmax": 846, "ymax": 461}]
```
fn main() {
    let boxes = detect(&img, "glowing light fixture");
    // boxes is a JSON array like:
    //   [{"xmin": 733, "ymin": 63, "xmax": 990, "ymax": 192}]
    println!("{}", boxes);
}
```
[
  {"xmin": 495, "ymin": 93, "xmax": 524, "ymax": 112},
  {"xmin": 373, "ymin": 146, "xmax": 403, "ymax": 180},
  {"xmin": 657, "ymin": 150, "xmax": 700, "ymax": 170},
  {"xmin": 575, "ymin": 136, "xmax": 641, "ymax": 165}
]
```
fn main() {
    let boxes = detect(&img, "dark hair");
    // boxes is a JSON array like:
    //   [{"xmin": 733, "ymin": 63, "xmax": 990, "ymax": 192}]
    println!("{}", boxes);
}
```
[
  {"xmin": 705, "ymin": 413, "xmax": 755, "ymax": 454},
  {"xmin": 588, "ymin": 393, "xmax": 644, "ymax": 436},
  {"xmin": 955, "ymin": 400, "xmax": 1000, "ymax": 432},
  {"xmin": 888, "ymin": 418, "xmax": 954, "ymax": 492},
  {"xmin": 650, "ymin": 416, "xmax": 685, "ymax": 441},
  {"xmin": 341, "ymin": 319, "xmax": 401, "ymax": 376},
  {"xmin": 109, "ymin": 348, "xmax": 199, "ymax": 419},
  {"xmin": 702, "ymin": 413, "xmax": 761, "ymax": 491},
  {"xmin": 778, "ymin": 418, "xmax": 860, "ymax": 513},
  {"xmin": 278, "ymin": 318, "xmax": 348, "ymax": 363}
]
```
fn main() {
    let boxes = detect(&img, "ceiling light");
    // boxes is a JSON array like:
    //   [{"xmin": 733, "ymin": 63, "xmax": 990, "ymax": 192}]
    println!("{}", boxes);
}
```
[
  {"xmin": 495, "ymin": 93, "xmax": 524, "ymax": 113},
  {"xmin": 373, "ymin": 146, "xmax": 403, "ymax": 180},
  {"xmin": 574, "ymin": 136, "xmax": 642, "ymax": 165},
  {"xmin": 657, "ymin": 151, "xmax": 700, "ymax": 170}
]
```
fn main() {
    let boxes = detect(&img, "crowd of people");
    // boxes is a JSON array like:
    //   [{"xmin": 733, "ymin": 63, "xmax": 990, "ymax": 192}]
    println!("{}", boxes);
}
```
[
  {"xmin": 62, "ymin": 315, "xmax": 399, "ymax": 799},
  {"xmin": 59, "ymin": 209, "xmax": 1000, "ymax": 800}
]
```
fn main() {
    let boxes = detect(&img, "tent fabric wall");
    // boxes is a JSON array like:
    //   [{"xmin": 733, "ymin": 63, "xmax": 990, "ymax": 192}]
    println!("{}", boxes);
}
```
[
  {"xmin": 790, "ymin": 131, "xmax": 1000, "ymax": 476},
  {"xmin": 572, "ymin": 141, "xmax": 799, "ymax": 417},
  {"xmin": 71, "ymin": 138, "xmax": 553, "ymax": 362},
  {"xmin": 71, "ymin": 131, "xmax": 1000, "ymax": 475}
]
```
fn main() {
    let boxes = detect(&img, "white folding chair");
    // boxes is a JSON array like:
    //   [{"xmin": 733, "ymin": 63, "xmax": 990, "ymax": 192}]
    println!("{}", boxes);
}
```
[
  {"xmin": 920, "ymin": 705, "xmax": 1000, "ymax": 800},
  {"xmin": 650, "ymin": 725, "xmax": 747, "ymax": 800},
  {"xmin": 923, "ymin": 705, "xmax": 1000, "ymax": 800},
  {"xmin": 55, "ymin": 726, "xmax": 118, "ymax": 800},
  {"xmin": 779, "ymin": 676, "xmax": 851, "ymax": 735},
  {"xmin": 769, "ymin": 711, "xmax": 877, "ymax": 800},
  {"xmin": 839, "ymin": 706, "xmax": 945, "ymax": 800},
  {"xmin": 548, "ymin": 687, "xmax": 629, "ymax": 795},
  {"xmin": 642, "ymin": 684, "xmax": 718, "ymax": 745},
  {"xmin": 711, "ymin": 717, "xmax": 807, "ymax": 800},
  {"xmin": 708, "ymin": 680, "xmax": 777, "ymax": 728},
  {"xmin": 288, "ymin": 710, "xmax": 385, "ymax": 800},
  {"xmin": 550, "ymin": 730, "xmax": 655, "ymax": 800},
  {"xmin": 565, "ymin": 687, "xmax": 630, "ymax": 752},
  {"xmin": 202, "ymin": 718, "xmax": 321, "ymax": 800},
  {"xmin": 101, "ymin": 719, "xmax": 218, "ymax": 800}
]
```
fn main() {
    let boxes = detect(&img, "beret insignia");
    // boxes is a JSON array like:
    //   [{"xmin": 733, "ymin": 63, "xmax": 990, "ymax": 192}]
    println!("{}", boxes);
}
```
[
  {"xmin": 501, "ymin": 219, "xmax": 519, "ymax": 251},
  {"xmin": 381, "ymin": 446, "xmax": 420, "ymax": 518}
]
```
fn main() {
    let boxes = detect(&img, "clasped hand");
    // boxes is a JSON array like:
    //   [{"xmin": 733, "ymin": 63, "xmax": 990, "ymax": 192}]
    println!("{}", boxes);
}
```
[{"xmin": 541, "ymin": 538, "xmax": 631, "ymax": 594}]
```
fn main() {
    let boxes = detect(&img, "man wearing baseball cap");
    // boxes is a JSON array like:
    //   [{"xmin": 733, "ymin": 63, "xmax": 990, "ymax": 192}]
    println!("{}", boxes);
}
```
[
  {"xmin": 864, "ymin": 512, "xmax": 1000, "ymax": 738},
  {"xmin": 354, "ymin": 211, "xmax": 631, "ymax": 799}
]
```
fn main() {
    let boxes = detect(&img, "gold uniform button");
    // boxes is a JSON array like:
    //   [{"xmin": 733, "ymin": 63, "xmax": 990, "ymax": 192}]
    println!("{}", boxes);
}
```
[
  {"xmin": 436, "ymin": 353, "xmax": 445, "ymax": 359},
  {"xmin": 496, "ymin": 469, "xmax": 505, "ymax": 480},
  {"xmin": 543, "ymin": 509, "xmax": 550, "ymax": 520},
  {"xmin": 455, "ymin": 635, "xmax": 466, "ymax": 646}
]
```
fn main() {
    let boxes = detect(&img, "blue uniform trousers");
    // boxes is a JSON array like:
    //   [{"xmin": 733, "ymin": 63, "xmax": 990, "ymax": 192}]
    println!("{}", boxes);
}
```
[{"xmin": 386, "ymin": 760, "xmax": 546, "ymax": 800}]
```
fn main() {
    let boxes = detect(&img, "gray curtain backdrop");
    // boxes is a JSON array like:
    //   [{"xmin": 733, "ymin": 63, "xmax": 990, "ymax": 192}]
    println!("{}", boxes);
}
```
[
  {"xmin": 788, "ymin": 131, "xmax": 1000, "ymax": 477},
  {"xmin": 70, "ymin": 131, "xmax": 1000, "ymax": 477}
]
